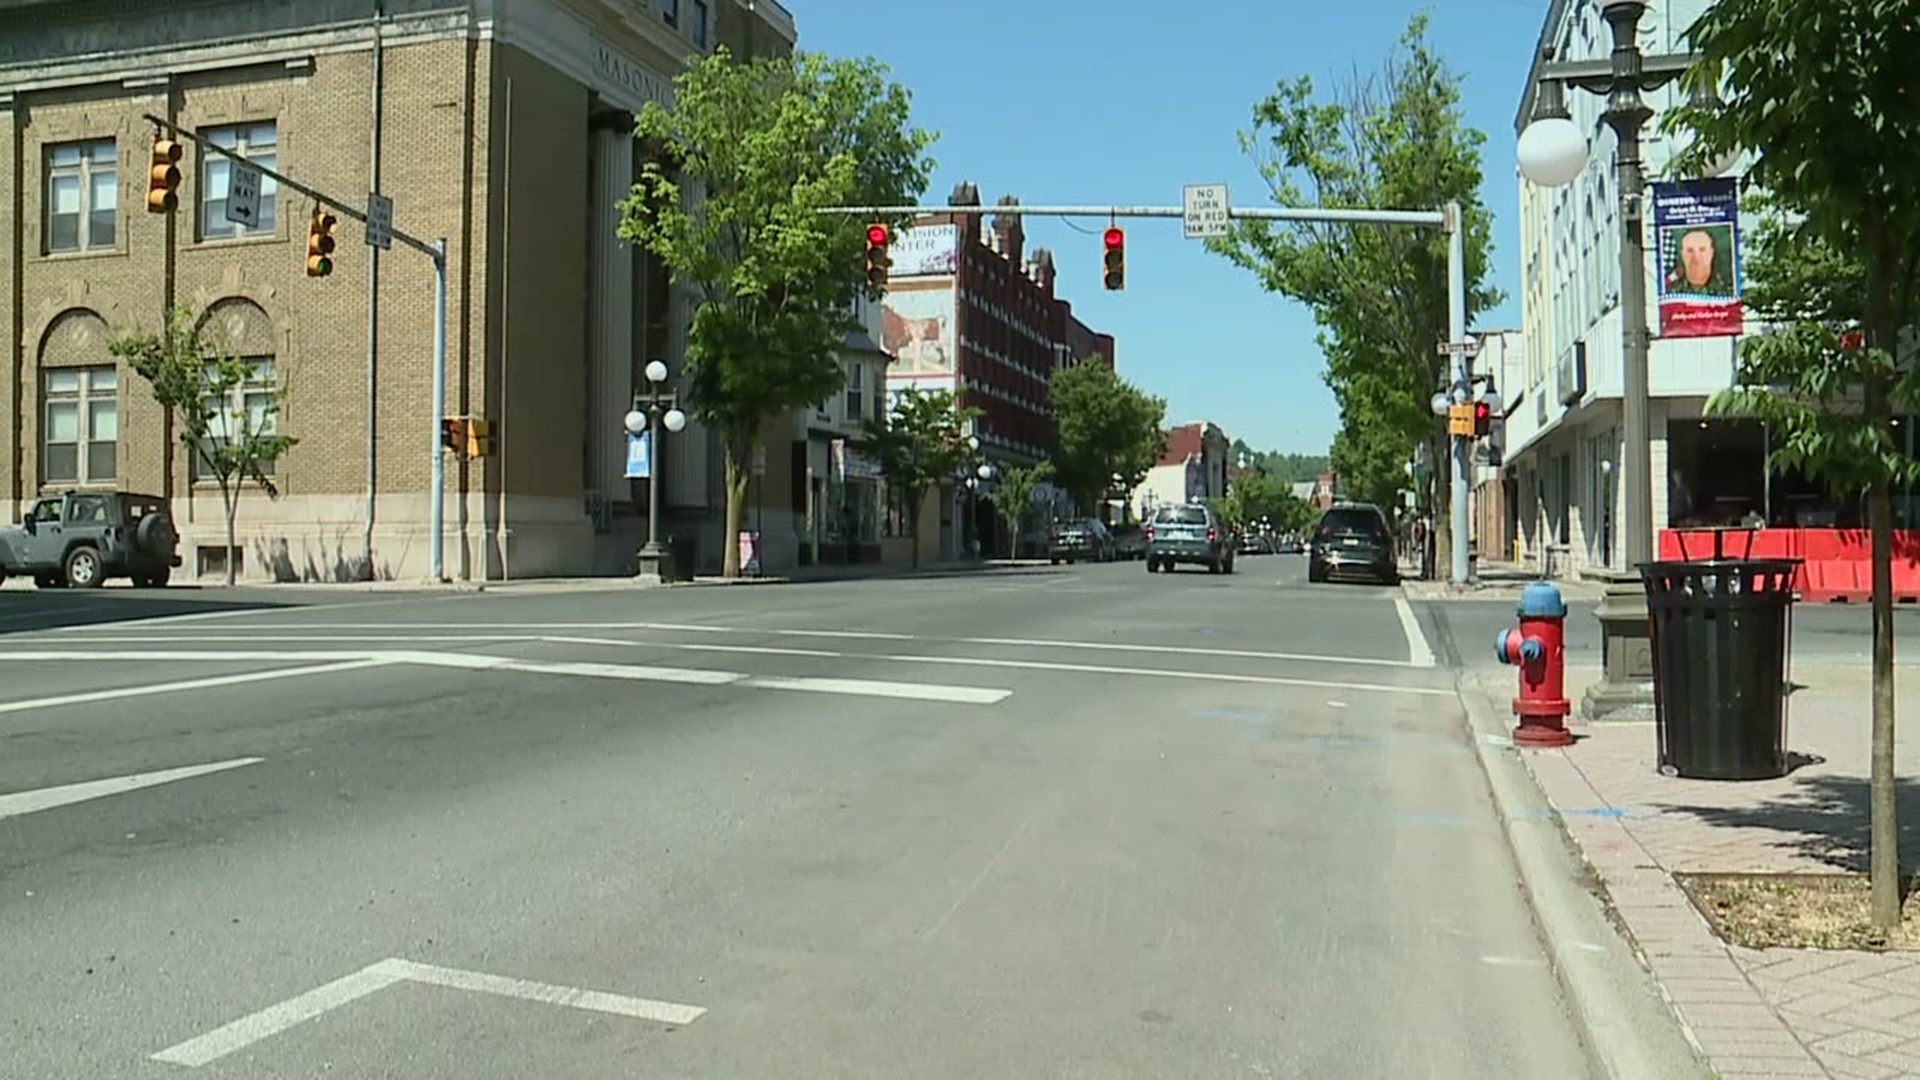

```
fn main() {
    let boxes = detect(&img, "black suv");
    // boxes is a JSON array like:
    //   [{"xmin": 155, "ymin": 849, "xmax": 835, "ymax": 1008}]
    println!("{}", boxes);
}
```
[
  {"xmin": 1307, "ymin": 502, "xmax": 1398, "ymax": 585},
  {"xmin": 0, "ymin": 491, "xmax": 181, "ymax": 588}
]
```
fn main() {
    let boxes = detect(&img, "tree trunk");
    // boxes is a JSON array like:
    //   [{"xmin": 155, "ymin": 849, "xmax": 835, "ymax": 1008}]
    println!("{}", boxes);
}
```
[
  {"xmin": 1865, "ymin": 253, "xmax": 1901, "ymax": 929},
  {"xmin": 222, "ymin": 482, "xmax": 239, "ymax": 587},
  {"xmin": 721, "ymin": 444, "xmax": 749, "ymax": 578},
  {"xmin": 909, "ymin": 487, "xmax": 922, "ymax": 569}
]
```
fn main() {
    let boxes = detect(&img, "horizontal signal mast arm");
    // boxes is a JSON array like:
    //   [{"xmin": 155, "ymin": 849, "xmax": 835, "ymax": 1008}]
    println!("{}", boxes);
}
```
[{"xmin": 817, "ymin": 204, "xmax": 1450, "ymax": 228}]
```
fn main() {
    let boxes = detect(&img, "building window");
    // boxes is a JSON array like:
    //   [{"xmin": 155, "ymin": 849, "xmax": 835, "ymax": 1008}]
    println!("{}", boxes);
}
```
[
  {"xmin": 844, "ymin": 360, "xmax": 865, "ymax": 422},
  {"xmin": 192, "ymin": 358, "xmax": 282, "ymax": 480},
  {"xmin": 200, "ymin": 122, "xmax": 278, "ymax": 240},
  {"xmin": 691, "ymin": 0, "xmax": 708, "ymax": 47},
  {"xmin": 661, "ymin": 0, "xmax": 679, "ymax": 26},
  {"xmin": 42, "ymin": 365, "xmax": 118, "ymax": 484},
  {"xmin": 44, "ymin": 138, "xmax": 117, "ymax": 254}
]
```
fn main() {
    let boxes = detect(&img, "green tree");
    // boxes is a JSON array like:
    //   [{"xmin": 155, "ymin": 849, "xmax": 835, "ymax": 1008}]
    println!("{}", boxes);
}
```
[
  {"xmin": 1226, "ymin": 442, "xmax": 1331, "ymax": 485},
  {"xmin": 619, "ymin": 48, "xmax": 936, "ymax": 576},
  {"xmin": 1669, "ymin": 0, "xmax": 1920, "ymax": 928},
  {"xmin": 1209, "ymin": 12, "xmax": 1500, "ymax": 575},
  {"xmin": 986, "ymin": 460, "xmax": 1053, "ymax": 558},
  {"xmin": 1049, "ymin": 361, "xmax": 1167, "ymax": 515},
  {"xmin": 1224, "ymin": 469, "xmax": 1313, "ymax": 533},
  {"xmin": 109, "ymin": 305, "xmax": 299, "ymax": 587},
  {"xmin": 862, "ymin": 387, "xmax": 981, "ymax": 568}
]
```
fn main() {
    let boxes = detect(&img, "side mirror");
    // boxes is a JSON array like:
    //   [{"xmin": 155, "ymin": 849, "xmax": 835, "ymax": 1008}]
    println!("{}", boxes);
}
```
[{"xmin": 22, "ymin": 518, "xmax": 35, "ymax": 534}]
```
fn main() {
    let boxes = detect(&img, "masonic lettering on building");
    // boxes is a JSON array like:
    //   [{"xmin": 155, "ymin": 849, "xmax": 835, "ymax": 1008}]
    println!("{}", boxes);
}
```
[{"xmin": 593, "ymin": 37, "xmax": 672, "ymax": 110}]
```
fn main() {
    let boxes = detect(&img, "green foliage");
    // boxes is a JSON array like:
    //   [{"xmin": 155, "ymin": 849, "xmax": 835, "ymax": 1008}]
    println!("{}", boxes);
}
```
[
  {"xmin": 1208, "ymin": 12, "xmax": 1499, "ymax": 563},
  {"xmin": 1705, "ymin": 193, "xmax": 1920, "ymax": 496},
  {"xmin": 618, "ymin": 47, "xmax": 936, "ymax": 574},
  {"xmin": 862, "ymin": 387, "xmax": 981, "ymax": 566},
  {"xmin": 1666, "ymin": 0, "xmax": 1920, "ymax": 931},
  {"xmin": 1223, "ymin": 469, "xmax": 1315, "ymax": 533},
  {"xmin": 1228, "ymin": 440, "xmax": 1328, "ymax": 484},
  {"xmin": 986, "ymin": 460, "xmax": 1053, "ymax": 557},
  {"xmin": 1049, "ymin": 360, "xmax": 1167, "ymax": 514},
  {"xmin": 109, "ymin": 305, "xmax": 299, "ymax": 586}
]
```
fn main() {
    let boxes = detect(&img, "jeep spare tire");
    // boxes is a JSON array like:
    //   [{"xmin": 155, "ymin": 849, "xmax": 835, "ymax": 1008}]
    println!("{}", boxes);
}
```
[{"xmin": 137, "ymin": 514, "xmax": 176, "ymax": 557}]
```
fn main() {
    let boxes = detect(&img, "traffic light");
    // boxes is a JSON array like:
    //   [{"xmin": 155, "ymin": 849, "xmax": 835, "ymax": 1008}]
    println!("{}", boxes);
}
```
[
  {"xmin": 1102, "ymin": 227, "xmax": 1125, "ymax": 290},
  {"xmin": 464, "ymin": 418, "xmax": 493, "ymax": 459},
  {"xmin": 864, "ymin": 223, "xmax": 890, "ymax": 287},
  {"xmin": 306, "ymin": 207, "xmax": 337, "ymax": 277},
  {"xmin": 440, "ymin": 416, "xmax": 466, "ymax": 454},
  {"xmin": 147, "ymin": 138, "xmax": 182, "ymax": 214},
  {"xmin": 1473, "ymin": 400, "xmax": 1493, "ymax": 437}
]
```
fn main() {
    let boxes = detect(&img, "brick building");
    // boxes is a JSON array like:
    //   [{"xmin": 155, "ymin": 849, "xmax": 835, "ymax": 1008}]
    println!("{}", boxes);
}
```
[
  {"xmin": 877, "ymin": 184, "xmax": 1116, "ymax": 555},
  {"xmin": 0, "ymin": 0, "xmax": 796, "ymax": 583}
]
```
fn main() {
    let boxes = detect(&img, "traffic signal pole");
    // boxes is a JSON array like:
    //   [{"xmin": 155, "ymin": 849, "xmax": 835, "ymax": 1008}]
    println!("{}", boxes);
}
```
[
  {"xmin": 141, "ymin": 114, "xmax": 453, "ymax": 584},
  {"xmin": 824, "ymin": 198, "xmax": 1475, "ymax": 586}
]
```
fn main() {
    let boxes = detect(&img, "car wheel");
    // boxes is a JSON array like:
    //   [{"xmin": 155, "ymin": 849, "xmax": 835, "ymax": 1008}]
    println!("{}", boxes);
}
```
[
  {"xmin": 64, "ymin": 546, "xmax": 104, "ymax": 588},
  {"xmin": 1145, "ymin": 557, "xmax": 1158, "ymax": 573}
]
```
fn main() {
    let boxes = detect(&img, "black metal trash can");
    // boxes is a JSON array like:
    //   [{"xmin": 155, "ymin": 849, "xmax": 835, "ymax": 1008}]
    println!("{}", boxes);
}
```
[
  {"xmin": 1639, "ymin": 558, "xmax": 1799, "ymax": 780},
  {"xmin": 666, "ymin": 534, "xmax": 697, "ymax": 583}
]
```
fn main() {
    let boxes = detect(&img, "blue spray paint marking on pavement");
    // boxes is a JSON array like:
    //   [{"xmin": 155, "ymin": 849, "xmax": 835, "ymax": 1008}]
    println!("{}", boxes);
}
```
[
  {"xmin": 1514, "ymin": 805, "xmax": 1634, "ymax": 820},
  {"xmin": 1308, "ymin": 733, "xmax": 1388, "ymax": 749}
]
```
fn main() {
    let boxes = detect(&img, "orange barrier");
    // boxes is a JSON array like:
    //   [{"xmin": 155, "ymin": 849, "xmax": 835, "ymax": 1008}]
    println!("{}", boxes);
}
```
[{"xmin": 1656, "ymin": 527, "xmax": 1920, "ymax": 603}]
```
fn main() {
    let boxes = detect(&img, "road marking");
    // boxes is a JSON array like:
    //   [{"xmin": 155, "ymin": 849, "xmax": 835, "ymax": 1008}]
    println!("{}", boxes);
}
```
[
  {"xmin": 0, "ymin": 658, "xmax": 393, "ymax": 714},
  {"xmin": 0, "ymin": 650, "xmax": 1009, "ymax": 706},
  {"xmin": 877, "ymin": 652, "xmax": 1456, "ymax": 696},
  {"xmin": 0, "ymin": 756, "xmax": 263, "ymax": 820},
  {"xmin": 1480, "ymin": 954, "xmax": 1548, "ymax": 967},
  {"xmin": 67, "ymin": 622, "xmax": 1428, "ymax": 669},
  {"xmin": 152, "ymin": 956, "xmax": 703, "ymax": 1067},
  {"xmin": 1393, "ymin": 595, "xmax": 1436, "ymax": 668}
]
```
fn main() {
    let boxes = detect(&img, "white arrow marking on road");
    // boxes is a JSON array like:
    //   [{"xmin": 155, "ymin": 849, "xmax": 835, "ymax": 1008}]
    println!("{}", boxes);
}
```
[
  {"xmin": 152, "ymin": 957, "xmax": 705, "ymax": 1067},
  {"xmin": 1393, "ymin": 596, "xmax": 1437, "ymax": 668},
  {"xmin": 0, "ymin": 756, "xmax": 263, "ymax": 820}
]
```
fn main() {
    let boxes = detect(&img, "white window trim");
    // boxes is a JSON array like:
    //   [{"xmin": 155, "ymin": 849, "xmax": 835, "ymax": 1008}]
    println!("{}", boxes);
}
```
[
  {"xmin": 199, "ymin": 121, "xmax": 279, "ymax": 241},
  {"xmin": 191, "ymin": 356, "xmax": 283, "ymax": 481},
  {"xmin": 41, "ymin": 364, "xmax": 118, "ymax": 486},
  {"xmin": 43, "ymin": 137, "xmax": 118, "ymax": 255}
]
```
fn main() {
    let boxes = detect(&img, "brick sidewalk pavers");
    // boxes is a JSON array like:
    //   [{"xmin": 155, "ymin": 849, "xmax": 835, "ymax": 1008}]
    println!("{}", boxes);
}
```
[{"xmin": 1470, "ymin": 664, "xmax": 1920, "ymax": 1080}]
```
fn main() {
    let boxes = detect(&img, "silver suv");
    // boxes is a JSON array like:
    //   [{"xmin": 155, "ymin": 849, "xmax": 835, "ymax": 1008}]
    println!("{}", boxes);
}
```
[
  {"xmin": 1144, "ymin": 502, "xmax": 1234, "ymax": 575},
  {"xmin": 0, "ymin": 491, "xmax": 181, "ymax": 588}
]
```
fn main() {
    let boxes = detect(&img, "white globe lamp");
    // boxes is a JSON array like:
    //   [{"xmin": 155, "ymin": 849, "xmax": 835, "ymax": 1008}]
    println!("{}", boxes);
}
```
[
  {"xmin": 1517, "ymin": 115, "xmax": 1589, "ymax": 188},
  {"xmin": 623, "ymin": 409, "xmax": 647, "ymax": 435},
  {"xmin": 662, "ymin": 408, "xmax": 688, "ymax": 433}
]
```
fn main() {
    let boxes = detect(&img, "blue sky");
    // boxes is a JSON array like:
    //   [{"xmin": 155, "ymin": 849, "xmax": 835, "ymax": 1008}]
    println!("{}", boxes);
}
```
[{"xmin": 795, "ymin": 0, "xmax": 1553, "ymax": 455}]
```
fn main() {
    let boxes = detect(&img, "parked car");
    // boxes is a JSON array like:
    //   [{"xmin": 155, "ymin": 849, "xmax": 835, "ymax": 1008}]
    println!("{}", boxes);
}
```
[
  {"xmin": 1048, "ymin": 518, "xmax": 1115, "ymax": 563},
  {"xmin": 1144, "ymin": 502, "xmax": 1235, "ymax": 575},
  {"xmin": 1307, "ymin": 501, "xmax": 1398, "ymax": 585},
  {"xmin": 1109, "ymin": 523, "xmax": 1148, "ymax": 560},
  {"xmin": 0, "ymin": 490, "xmax": 181, "ymax": 588}
]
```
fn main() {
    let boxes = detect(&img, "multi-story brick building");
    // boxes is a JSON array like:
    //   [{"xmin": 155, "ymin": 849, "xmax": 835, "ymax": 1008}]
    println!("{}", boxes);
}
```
[
  {"xmin": 878, "ymin": 183, "xmax": 1116, "ymax": 556},
  {"xmin": 0, "ymin": 0, "xmax": 797, "ymax": 583}
]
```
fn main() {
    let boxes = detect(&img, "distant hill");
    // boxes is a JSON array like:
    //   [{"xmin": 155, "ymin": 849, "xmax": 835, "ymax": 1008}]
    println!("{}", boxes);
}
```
[{"xmin": 1230, "ymin": 440, "xmax": 1329, "ymax": 485}]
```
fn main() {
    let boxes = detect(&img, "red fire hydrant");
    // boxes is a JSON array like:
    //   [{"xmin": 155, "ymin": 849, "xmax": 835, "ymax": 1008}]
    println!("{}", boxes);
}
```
[{"xmin": 1495, "ymin": 581, "xmax": 1573, "ymax": 748}]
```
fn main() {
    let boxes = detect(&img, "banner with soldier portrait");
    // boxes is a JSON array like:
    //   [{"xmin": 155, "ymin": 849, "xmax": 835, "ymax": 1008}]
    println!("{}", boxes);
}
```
[{"xmin": 1651, "ymin": 178, "xmax": 1743, "ymax": 338}]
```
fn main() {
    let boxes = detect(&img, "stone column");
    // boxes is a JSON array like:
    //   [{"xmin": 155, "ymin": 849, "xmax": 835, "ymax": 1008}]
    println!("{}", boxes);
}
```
[{"xmin": 588, "ymin": 121, "xmax": 635, "ymax": 501}]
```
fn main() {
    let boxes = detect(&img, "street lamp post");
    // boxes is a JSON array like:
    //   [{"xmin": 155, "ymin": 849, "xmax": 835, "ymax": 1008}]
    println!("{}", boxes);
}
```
[
  {"xmin": 1516, "ymin": 0, "xmax": 1722, "ymax": 720},
  {"xmin": 624, "ymin": 359, "xmax": 688, "ymax": 584}
]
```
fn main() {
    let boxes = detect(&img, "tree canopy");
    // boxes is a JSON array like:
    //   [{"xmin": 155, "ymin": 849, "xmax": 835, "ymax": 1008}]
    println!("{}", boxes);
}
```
[
  {"xmin": 986, "ymin": 460, "xmax": 1053, "ymax": 557},
  {"xmin": 618, "ymin": 48, "xmax": 936, "ymax": 575},
  {"xmin": 1209, "ymin": 12, "xmax": 1499, "ymax": 560},
  {"xmin": 1666, "ymin": 0, "xmax": 1920, "ymax": 930},
  {"xmin": 1049, "ymin": 361, "xmax": 1166, "ymax": 515},
  {"xmin": 862, "ymin": 387, "xmax": 980, "ymax": 567}
]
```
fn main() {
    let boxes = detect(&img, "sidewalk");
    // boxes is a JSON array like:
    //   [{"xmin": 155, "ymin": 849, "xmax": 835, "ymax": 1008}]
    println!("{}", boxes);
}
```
[
  {"xmin": 1401, "ymin": 558, "xmax": 1609, "ymax": 602},
  {"xmin": 148, "ymin": 558, "xmax": 1058, "ymax": 593},
  {"xmin": 1468, "ymin": 664, "xmax": 1920, "ymax": 1080}
]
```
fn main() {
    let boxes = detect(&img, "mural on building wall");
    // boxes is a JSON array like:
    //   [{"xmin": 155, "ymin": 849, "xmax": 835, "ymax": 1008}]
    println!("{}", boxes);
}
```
[
  {"xmin": 890, "ymin": 224, "xmax": 959, "ymax": 276},
  {"xmin": 881, "ymin": 284, "xmax": 955, "ymax": 380},
  {"xmin": 1652, "ymin": 178, "xmax": 1743, "ymax": 338}
]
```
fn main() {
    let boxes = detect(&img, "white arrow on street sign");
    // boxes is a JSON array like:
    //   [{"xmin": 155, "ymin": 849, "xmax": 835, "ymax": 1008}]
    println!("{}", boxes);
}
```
[
  {"xmin": 225, "ymin": 160, "xmax": 262, "ymax": 227},
  {"xmin": 365, "ymin": 192, "xmax": 394, "ymax": 250},
  {"xmin": 1182, "ymin": 183, "xmax": 1231, "ymax": 239}
]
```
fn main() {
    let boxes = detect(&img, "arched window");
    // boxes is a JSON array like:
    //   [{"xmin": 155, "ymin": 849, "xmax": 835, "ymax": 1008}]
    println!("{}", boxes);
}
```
[{"xmin": 37, "ymin": 309, "xmax": 117, "ymax": 486}]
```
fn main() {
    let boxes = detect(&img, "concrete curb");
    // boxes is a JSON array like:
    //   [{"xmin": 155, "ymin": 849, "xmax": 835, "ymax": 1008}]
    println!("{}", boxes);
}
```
[{"xmin": 1453, "ymin": 674, "xmax": 1715, "ymax": 1080}]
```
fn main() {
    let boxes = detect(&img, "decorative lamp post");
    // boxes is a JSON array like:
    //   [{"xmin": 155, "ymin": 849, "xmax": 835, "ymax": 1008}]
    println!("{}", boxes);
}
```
[
  {"xmin": 625, "ymin": 358, "xmax": 688, "ymax": 584},
  {"xmin": 1515, "ymin": 0, "xmax": 1725, "ymax": 719}
]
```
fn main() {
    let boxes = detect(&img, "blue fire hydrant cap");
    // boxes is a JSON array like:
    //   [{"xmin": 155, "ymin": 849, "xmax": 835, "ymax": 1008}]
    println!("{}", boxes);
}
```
[{"xmin": 1517, "ymin": 580, "xmax": 1568, "ymax": 619}]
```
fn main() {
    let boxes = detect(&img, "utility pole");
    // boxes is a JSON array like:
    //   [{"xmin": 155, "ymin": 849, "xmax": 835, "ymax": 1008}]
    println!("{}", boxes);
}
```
[
  {"xmin": 823, "ymin": 197, "xmax": 1477, "ymax": 586},
  {"xmin": 142, "ymin": 113, "xmax": 452, "ymax": 584}
]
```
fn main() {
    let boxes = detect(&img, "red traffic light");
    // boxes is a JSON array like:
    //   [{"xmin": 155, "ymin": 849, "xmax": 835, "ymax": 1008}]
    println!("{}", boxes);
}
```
[
  {"xmin": 1474, "ymin": 401, "xmax": 1491, "ymax": 419},
  {"xmin": 867, "ymin": 224, "xmax": 889, "ymax": 245},
  {"xmin": 1103, "ymin": 227, "xmax": 1124, "ymax": 248}
]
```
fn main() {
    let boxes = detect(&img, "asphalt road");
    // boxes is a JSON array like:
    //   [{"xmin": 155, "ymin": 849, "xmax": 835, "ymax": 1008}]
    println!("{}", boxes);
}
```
[{"xmin": 1, "ymin": 558, "xmax": 1593, "ymax": 1079}]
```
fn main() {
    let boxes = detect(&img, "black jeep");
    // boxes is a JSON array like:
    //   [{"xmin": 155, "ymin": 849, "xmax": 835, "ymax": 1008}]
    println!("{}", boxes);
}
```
[{"xmin": 0, "ymin": 491, "xmax": 182, "ymax": 589}]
